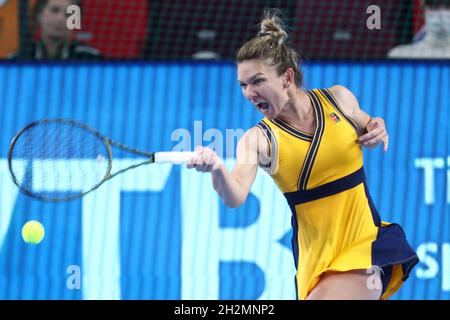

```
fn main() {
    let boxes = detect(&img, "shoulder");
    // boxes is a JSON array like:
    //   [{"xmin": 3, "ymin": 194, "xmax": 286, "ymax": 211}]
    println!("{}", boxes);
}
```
[
  {"xmin": 328, "ymin": 85, "xmax": 354, "ymax": 99},
  {"xmin": 237, "ymin": 125, "xmax": 270, "ymax": 158},
  {"xmin": 327, "ymin": 85, "xmax": 371, "ymax": 132},
  {"xmin": 328, "ymin": 85, "xmax": 359, "ymax": 109},
  {"xmin": 239, "ymin": 126, "xmax": 266, "ymax": 148},
  {"xmin": 326, "ymin": 85, "xmax": 362, "ymax": 121}
]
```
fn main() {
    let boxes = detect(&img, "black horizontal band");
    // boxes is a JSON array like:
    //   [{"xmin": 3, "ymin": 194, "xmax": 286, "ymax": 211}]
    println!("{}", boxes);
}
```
[{"xmin": 284, "ymin": 166, "xmax": 365, "ymax": 206}]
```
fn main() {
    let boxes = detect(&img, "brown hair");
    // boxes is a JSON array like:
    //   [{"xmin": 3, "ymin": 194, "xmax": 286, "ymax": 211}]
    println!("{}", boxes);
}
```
[{"xmin": 236, "ymin": 9, "xmax": 303, "ymax": 87}]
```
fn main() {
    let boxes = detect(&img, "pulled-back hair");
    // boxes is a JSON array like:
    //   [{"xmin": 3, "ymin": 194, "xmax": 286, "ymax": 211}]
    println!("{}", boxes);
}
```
[{"xmin": 236, "ymin": 9, "xmax": 303, "ymax": 87}]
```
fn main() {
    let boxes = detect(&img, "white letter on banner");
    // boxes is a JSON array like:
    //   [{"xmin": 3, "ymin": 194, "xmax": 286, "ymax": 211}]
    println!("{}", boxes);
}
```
[
  {"xmin": 416, "ymin": 242, "xmax": 438, "ymax": 279},
  {"xmin": 414, "ymin": 158, "xmax": 445, "ymax": 205},
  {"xmin": 180, "ymin": 159, "xmax": 295, "ymax": 299},
  {"xmin": 82, "ymin": 159, "xmax": 172, "ymax": 299}
]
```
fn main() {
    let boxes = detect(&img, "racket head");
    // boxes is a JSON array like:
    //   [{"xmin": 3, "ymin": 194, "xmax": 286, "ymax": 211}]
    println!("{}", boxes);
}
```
[{"xmin": 8, "ymin": 118, "xmax": 113, "ymax": 202}]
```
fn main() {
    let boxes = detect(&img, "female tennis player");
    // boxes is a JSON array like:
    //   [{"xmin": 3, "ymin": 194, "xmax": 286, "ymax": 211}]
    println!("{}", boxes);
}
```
[{"xmin": 187, "ymin": 10, "xmax": 419, "ymax": 300}]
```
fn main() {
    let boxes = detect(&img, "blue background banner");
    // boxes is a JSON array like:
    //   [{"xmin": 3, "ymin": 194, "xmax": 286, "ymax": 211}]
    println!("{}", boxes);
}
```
[{"xmin": 0, "ymin": 61, "xmax": 449, "ymax": 299}]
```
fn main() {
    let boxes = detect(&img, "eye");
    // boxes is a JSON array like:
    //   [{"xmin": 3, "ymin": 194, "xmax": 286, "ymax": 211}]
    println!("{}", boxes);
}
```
[
  {"xmin": 239, "ymin": 83, "xmax": 247, "ymax": 89},
  {"xmin": 253, "ymin": 78, "xmax": 264, "ymax": 85}
]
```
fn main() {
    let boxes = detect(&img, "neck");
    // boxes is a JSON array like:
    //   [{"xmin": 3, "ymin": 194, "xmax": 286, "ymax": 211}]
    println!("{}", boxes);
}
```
[
  {"xmin": 41, "ymin": 36, "xmax": 67, "ymax": 58},
  {"xmin": 277, "ymin": 89, "xmax": 313, "ymax": 123}
]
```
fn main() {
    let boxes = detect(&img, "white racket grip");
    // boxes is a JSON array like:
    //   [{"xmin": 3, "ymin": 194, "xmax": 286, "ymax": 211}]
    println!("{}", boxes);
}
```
[{"xmin": 154, "ymin": 151, "xmax": 196, "ymax": 164}]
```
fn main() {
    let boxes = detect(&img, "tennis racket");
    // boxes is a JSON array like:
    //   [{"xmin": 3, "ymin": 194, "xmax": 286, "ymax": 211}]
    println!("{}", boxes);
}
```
[{"xmin": 8, "ymin": 118, "xmax": 195, "ymax": 202}]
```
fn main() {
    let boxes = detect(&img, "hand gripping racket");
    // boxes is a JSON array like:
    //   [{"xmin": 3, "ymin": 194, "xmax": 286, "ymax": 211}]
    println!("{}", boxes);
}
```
[{"xmin": 8, "ymin": 118, "xmax": 195, "ymax": 202}]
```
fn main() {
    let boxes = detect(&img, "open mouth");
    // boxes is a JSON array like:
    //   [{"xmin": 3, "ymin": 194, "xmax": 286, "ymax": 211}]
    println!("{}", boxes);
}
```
[{"xmin": 258, "ymin": 102, "xmax": 270, "ymax": 111}]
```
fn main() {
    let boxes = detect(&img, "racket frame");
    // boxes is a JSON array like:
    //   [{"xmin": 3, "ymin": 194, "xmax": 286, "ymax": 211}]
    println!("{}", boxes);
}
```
[{"xmin": 8, "ymin": 118, "xmax": 157, "ymax": 202}]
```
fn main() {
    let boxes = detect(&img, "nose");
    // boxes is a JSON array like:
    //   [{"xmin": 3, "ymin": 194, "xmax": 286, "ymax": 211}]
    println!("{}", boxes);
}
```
[{"xmin": 243, "ymin": 86, "xmax": 258, "ymax": 103}]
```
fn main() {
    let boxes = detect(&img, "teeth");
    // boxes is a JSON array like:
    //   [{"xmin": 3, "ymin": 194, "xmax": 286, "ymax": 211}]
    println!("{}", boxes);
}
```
[{"xmin": 260, "ymin": 103, "xmax": 269, "ymax": 110}]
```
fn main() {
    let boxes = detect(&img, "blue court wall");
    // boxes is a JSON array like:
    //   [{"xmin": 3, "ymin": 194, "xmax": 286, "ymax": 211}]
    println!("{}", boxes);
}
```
[{"xmin": 0, "ymin": 61, "xmax": 448, "ymax": 299}]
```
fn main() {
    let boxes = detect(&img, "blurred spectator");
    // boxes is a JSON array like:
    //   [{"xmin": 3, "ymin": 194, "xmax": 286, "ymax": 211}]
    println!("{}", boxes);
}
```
[
  {"xmin": 388, "ymin": 0, "xmax": 450, "ymax": 59},
  {"xmin": 12, "ymin": 0, "xmax": 101, "ymax": 60}
]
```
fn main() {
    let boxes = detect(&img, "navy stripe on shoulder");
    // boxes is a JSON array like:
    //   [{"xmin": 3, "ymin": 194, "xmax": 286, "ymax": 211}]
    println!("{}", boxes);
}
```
[
  {"xmin": 256, "ymin": 120, "xmax": 273, "ymax": 168},
  {"xmin": 319, "ymin": 88, "xmax": 357, "ymax": 130},
  {"xmin": 298, "ymin": 90, "xmax": 325, "ymax": 190},
  {"xmin": 256, "ymin": 120, "xmax": 272, "ymax": 143},
  {"xmin": 270, "ymin": 118, "xmax": 313, "ymax": 142}
]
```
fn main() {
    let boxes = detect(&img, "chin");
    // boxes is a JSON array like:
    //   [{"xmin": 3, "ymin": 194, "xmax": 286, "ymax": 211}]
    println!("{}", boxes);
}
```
[{"xmin": 264, "ymin": 112, "xmax": 275, "ymax": 120}]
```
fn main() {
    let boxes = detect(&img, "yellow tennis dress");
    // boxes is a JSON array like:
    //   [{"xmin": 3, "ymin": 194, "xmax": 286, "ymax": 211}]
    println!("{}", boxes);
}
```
[{"xmin": 256, "ymin": 88, "xmax": 419, "ymax": 300}]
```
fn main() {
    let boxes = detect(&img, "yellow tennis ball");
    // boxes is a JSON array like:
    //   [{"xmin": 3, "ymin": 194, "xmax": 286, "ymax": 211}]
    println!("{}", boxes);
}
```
[{"xmin": 21, "ymin": 220, "xmax": 45, "ymax": 244}]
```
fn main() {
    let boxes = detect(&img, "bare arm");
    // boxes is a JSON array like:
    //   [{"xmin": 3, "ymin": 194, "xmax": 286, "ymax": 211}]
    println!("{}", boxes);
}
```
[
  {"xmin": 329, "ymin": 85, "xmax": 389, "ymax": 152},
  {"xmin": 186, "ymin": 127, "xmax": 263, "ymax": 208}
]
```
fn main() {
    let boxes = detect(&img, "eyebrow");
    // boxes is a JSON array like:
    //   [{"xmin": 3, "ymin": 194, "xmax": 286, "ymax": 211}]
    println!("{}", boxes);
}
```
[{"xmin": 237, "ymin": 73, "xmax": 264, "ymax": 85}]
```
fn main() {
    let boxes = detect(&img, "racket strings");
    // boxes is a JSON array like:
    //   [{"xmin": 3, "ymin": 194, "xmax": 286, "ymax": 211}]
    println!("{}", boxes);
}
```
[{"xmin": 10, "ymin": 121, "xmax": 111, "ymax": 200}]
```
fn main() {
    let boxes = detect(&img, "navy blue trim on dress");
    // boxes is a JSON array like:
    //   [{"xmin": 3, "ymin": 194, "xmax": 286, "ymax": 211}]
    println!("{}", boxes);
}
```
[
  {"xmin": 270, "ymin": 117, "xmax": 313, "ymax": 142},
  {"xmin": 286, "ymin": 166, "xmax": 366, "ymax": 207},
  {"xmin": 290, "ymin": 203, "xmax": 300, "ymax": 299},
  {"xmin": 256, "ymin": 120, "xmax": 273, "ymax": 168},
  {"xmin": 363, "ymin": 181, "xmax": 382, "ymax": 227},
  {"xmin": 256, "ymin": 120, "xmax": 272, "ymax": 143},
  {"xmin": 380, "ymin": 265, "xmax": 393, "ymax": 296},
  {"xmin": 319, "ymin": 88, "xmax": 358, "ymax": 130},
  {"xmin": 363, "ymin": 182, "xmax": 420, "ymax": 291},
  {"xmin": 291, "ymin": 213, "xmax": 300, "ymax": 267},
  {"xmin": 298, "ymin": 90, "xmax": 325, "ymax": 190}
]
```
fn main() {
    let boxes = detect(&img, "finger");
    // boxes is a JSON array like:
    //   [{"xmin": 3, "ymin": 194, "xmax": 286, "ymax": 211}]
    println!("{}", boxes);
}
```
[
  {"xmin": 383, "ymin": 135, "xmax": 389, "ymax": 152},
  {"xmin": 198, "ymin": 164, "xmax": 210, "ymax": 172},
  {"xmin": 201, "ymin": 149, "xmax": 211, "ymax": 164},
  {"xmin": 207, "ymin": 152, "xmax": 217, "ymax": 166},
  {"xmin": 204, "ymin": 151, "xmax": 214, "ymax": 166},
  {"xmin": 366, "ymin": 120, "xmax": 379, "ymax": 131},
  {"xmin": 365, "ymin": 133, "xmax": 387, "ymax": 146},
  {"xmin": 194, "ymin": 151, "xmax": 205, "ymax": 165},
  {"xmin": 195, "ymin": 145, "xmax": 203, "ymax": 153},
  {"xmin": 194, "ymin": 164, "xmax": 202, "ymax": 172},
  {"xmin": 359, "ymin": 128, "xmax": 383, "ymax": 142},
  {"xmin": 194, "ymin": 146, "xmax": 204, "ymax": 159},
  {"xmin": 186, "ymin": 157, "xmax": 196, "ymax": 168}
]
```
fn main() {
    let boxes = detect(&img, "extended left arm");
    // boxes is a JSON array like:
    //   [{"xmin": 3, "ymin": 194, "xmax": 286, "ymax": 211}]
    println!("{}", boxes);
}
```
[{"xmin": 329, "ymin": 85, "xmax": 389, "ymax": 152}]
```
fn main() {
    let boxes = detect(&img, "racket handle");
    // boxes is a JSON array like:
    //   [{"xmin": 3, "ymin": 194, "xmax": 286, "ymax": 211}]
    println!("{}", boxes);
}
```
[{"xmin": 154, "ymin": 152, "xmax": 196, "ymax": 164}]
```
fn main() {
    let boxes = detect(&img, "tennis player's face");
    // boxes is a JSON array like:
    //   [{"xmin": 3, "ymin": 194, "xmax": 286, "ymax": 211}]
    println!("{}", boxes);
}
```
[
  {"xmin": 39, "ymin": 0, "xmax": 73, "ymax": 41},
  {"xmin": 237, "ymin": 59, "xmax": 288, "ymax": 119}
]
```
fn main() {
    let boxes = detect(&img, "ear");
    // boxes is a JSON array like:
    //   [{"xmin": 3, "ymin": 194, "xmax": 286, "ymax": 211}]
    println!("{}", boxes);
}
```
[{"xmin": 283, "ymin": 68, "xmax": 294, "ymax": 88}]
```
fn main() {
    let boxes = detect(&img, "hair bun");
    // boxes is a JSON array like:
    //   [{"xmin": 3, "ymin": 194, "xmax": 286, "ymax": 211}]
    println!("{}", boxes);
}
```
[{"xmin": 259, "ymin": 9, "xmax": 288, "ymax": 46}]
